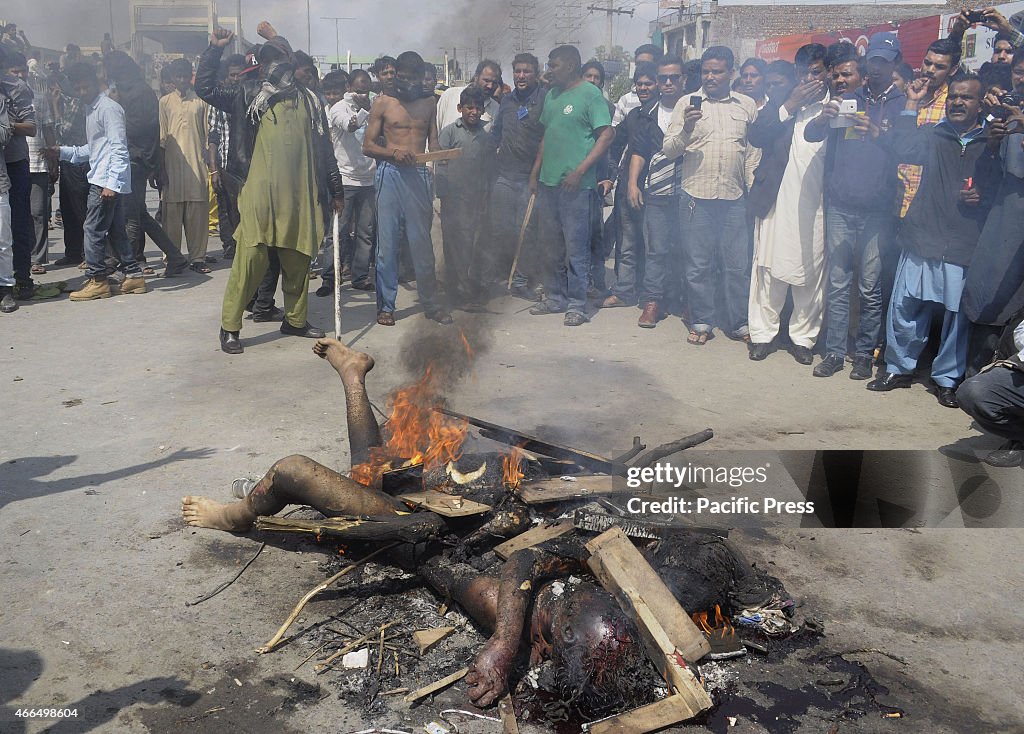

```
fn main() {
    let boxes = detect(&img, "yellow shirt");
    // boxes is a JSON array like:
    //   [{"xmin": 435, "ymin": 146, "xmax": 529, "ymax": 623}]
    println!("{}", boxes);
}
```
[{"xmin": 159, "ymin": 88, "xmax": 209, "ymax": 202}]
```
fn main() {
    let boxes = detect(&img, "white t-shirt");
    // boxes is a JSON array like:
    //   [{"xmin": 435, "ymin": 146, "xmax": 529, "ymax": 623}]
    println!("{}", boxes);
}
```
[
  {"xmin": 657, "ymin": 101, "xmax": 675, "ymax": 134},
  {"xmin": 329, "ymin": 94, "xmax": 376, "ymax": 188}
]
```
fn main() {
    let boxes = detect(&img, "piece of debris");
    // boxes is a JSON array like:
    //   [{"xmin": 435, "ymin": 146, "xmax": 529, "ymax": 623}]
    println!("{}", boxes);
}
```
[
  {"xmin": 233, "ymin": 678, "xmax": 243, "ymax": 687},
  {"xmin": 62, "ymin": 398, "xmax": 82, "ymax": 408},
  {"xmin": 403, "ymin": 666, "xmax": 469, "ymax": 703},
  {"xmin": 399, "ymin": 490, "xmax": 491, "ymax": 517},
  {"xmin": 498, "ymin": 694, "xmax": 520, "ymax": 734},
  {"xmin": 424, "ymin": 722, "xmax": 450, "ymax": 734},
  {"xmin": 494, "ymin": 520, "xmax": 574, "ymax": 559},
  {"xmin": 342, "ymin": 648, "xmax": 369, "ymax": 669},
  {"xmin": 412, "ymin": 627, "xmax": 456, "ymax": 655}
]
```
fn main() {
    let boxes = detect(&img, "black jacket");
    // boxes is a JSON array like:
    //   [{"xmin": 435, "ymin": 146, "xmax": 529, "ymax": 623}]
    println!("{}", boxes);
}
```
[
  {"xmin": 116, "ymin": 76, "xmax": 160, "ymax": 174},
  {"xmin": 624, "ymin": 97, "xmax": 664, "ymax": 187},
  {"xmin": 884, "ymin": 114, "xmax": 1000, "ymax": 267},
  {"xmin": 195, "ymin": 42, "xmax": 341, "ymax": 199},
  {"xmin": 747, "ymin": 99, "xmax": 797, "ymax": 219}
]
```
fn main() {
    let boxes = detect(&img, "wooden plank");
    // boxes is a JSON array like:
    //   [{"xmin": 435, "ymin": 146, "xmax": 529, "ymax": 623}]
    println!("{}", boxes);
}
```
[
  {"xmin": 412, "ymin": 627, "xmax": 456, "ymax": 655},
  {"xmin": 586, "ymin": 694, "xmax": 695, "ymax": 734},
  {"xmin": 403, "ymin": 666, "xmax": 469, "ymax": 703},
  {"xmin": 516, "ymin": 475, "xmax": 636, "ymax": 504},
  {"xmin": 436, "ymin": 407, "xmax": 628, "ymax": 475},
  {"xmin": 585, "ymin": 527, "xmax": 713, "ymax": 720},
  {"xmin": 415, "ymin": 149, "xmax": 463, "ymax": 163},
  {"xmin": 494, "ymin": 520, "xmax": 574, "ymax": 560},
  {"xmin": 499, "ymin": 695, "xmax": 520, "ymax": 734},
  {"xmin": 399, "ymin": 490, "xmax": 491, "ymax": 517}
]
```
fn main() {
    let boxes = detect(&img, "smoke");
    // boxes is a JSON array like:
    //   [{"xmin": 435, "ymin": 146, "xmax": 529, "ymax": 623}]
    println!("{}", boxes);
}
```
[{"xmin": 397, "ymin": 313, "xmax": 494, "ymax": 394}]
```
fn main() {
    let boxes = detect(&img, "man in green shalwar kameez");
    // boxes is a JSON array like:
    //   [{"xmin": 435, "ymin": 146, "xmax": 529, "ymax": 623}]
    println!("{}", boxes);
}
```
[{"xmin": 197, "ymin": 25, "xmax": 343, "ymax": 355}]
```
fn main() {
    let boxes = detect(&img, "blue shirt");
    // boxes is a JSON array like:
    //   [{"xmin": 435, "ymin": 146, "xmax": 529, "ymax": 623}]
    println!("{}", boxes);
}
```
[{"xmin": 59, "ymin": 93, "xmax": 131, "ymax": 194}]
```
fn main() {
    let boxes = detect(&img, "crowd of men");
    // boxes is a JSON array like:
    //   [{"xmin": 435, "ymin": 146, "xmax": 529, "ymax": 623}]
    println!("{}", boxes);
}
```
[{"xmin": 0, "ymin": 10, "xmax": 1022, "ymax": 465}]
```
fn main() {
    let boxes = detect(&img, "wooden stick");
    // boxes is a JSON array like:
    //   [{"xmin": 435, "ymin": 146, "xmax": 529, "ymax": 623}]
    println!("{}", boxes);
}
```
[
  {"xmin": 314, "ymin": 620, "xmax": 400, "ymax": 673},
  {"xmin": 499, "ymin": 695, "xmax": 520, "ymax": 734},
  {"xmin": 256, "ymin": 543, "xmax": 398, "ymax": 654},
  {"xmin": 293, "ymin": 642, "xmax": 329, "ymax": 671},
  {"xmin": 507, "ymin": 193, "xmax": 536, "ymax": 289},
  {"xmin": 332, "ymin": 209, "xmax": 342, "ymax": 337},
  {"xmin": 376, "ymin": 627, "xmax": 385, "ymax": 675},
  {"xmin": 415, "ymin": 149, "xmax": 463, "ymax": 163},
  {"xmin": 403, "ymin": 666, "xmax": 469, "ymax": 703}
]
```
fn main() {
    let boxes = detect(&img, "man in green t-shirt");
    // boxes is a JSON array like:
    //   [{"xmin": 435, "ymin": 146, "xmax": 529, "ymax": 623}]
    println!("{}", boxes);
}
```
[{"xmin": 528, "ymin": 45, "xmax": 614, "ymax": 326}]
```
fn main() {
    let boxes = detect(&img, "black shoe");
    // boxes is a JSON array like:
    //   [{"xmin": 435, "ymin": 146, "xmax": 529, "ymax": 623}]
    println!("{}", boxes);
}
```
[
  {"xmin": 163, "ymin": 259, "xmax": 189, "ymax": 278},
  {"xmin": 867, "ymin": 372, "xmax": 913, "ymax": 392},
  {"xmin": 936, "ymin": 386, "xmax": 959, "ymax": 409},
  {"xmin": 850, "ymin": 355, "xmax": 874, "ymax": 381},
  {"xmin": 0, "ymin": 287, "xmax": 18, "ymax": 313},
  {"xmin": 220, "ymin": 328, "xmax": 243, "ymax": 354},
  {"xmin": 510, "ymin": 284, "xmax": 541, "ymax": 302},
  {"xmin": 425, "ymin": 308, "xmax": 454, "ymax": 324},
  {"xmin": 315, "ymin": 283, "xmax": 334, "ymax": 297},
  {"xmin": 748, "ymin": 343, "xmax": 770, "ymax": 361},
  {"xmin": 222, "ymin": 245, "xmax": 235, "ymax": 260},
  {"xmin": 280, "ymin": 321, "xmax": 326, "ymax": 338},
  {"xmin": 813, "ymin": 353, "xmax": 845, "ymax": 377},
  {"xmin": 984, "ymin": 440, "xmax": 1024, "ymax": 468},
  {"xmin": 351, "ymin": 279, "xmax": 375, "ymax": 291},
  {"xmin": 564, "ymin": 311, "xmax": 588, "ymax": 327},
  {"xmin": 53, "ymin": 255, "xmax": 82, "ymax": 267},
  {"xmin": 790, "ymin": 344, "xmax": 814, "ymax": 365},
  {"xmin": 15, "ymin": 281, "xmax": 34, "ymax": 300},
  {"xmin": 529, "ymin": 301, "xmax": 565, "ymax": 316},
  {"xmin": 253, "ymin": 306, "xmax": 286, "ymax": 322}
]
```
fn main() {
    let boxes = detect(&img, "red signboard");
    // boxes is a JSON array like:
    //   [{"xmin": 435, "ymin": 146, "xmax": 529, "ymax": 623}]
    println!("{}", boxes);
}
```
[{"xmin": 756, "ymin": 15, "xmax": 940, "ymax": 67}]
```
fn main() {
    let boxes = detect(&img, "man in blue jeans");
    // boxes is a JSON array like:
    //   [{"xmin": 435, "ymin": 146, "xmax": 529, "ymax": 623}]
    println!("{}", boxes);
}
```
[
  {"xmin": 528, "ymin": 45, "xmax": 613, "ymax": 327},
  {"xmin": 662, "ymin": 46, "xmax": 759, "ymax": 345},
  {"xmin": 49, "ymin": 63, "xmax": 147, "ymax": 301},
  {"xmin": 363, "ymin": 51, "xmax": 450, "ymax": 325},
  {"xmin": 804, "ymin": 32, "xmax": 905, "ymax": 379}
]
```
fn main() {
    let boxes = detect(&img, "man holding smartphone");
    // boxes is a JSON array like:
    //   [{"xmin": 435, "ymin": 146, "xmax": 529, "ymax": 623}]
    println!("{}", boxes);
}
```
[{"xmin": 662, "ymin": 46, "xmax": 759, "ymax": 346}]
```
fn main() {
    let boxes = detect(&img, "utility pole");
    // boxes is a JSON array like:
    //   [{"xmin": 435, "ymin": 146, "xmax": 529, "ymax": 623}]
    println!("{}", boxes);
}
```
[
  {"xmin": 555, "ymin": 1, "xmax": 584, "ymax": 47},
  {"xmin": 322, "ymin": 16, "xmax": 355, "ymax": 67},
  {"xmin": 236, "ymin": 0, "xmax": 242, "ymax": 53},
  {"xmin": 586, "ymin": 1, "xmax": 634, "ymax": 57},
  {"xmin": 509, "ymin": 1, "xmax": 536, "ymax": 53}
]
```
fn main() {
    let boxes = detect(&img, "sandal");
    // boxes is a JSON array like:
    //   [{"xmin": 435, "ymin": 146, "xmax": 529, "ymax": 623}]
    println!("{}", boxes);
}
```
[
  {"xmin": 687, "ymin": 330, "xmax": 709, "ymax": 346},
  {"xmin": 142, "ymin": 266, "xmax": 156, "ymax": 275},
  {"xmin": 31, "ymin": 264, "xmax": 46, "ymax": 275},
  {"xmin": 376, "ymin": 310, "xmax": 396, "ymax": 326},
  {"xmin": 189, "ymin": 262, "xmax": 212, "ymax": 274}
]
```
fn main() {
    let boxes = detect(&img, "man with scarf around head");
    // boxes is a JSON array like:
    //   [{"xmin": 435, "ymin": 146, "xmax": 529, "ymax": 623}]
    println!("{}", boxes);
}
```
[
  {"xmin": 196, "ymin": 24, "xmax": 343, "ymax": 355},
  {"xmin": 362, "ymin": 51, "xmax": 451, "ymax": 326}
]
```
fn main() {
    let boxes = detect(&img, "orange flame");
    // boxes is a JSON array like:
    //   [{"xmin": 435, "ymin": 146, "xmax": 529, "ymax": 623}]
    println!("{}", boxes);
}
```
[
  {"xmin": 691, "ymin": 605, "xmax": 735, "ymax": 641},
  {"xmin": 349, "ymin": 365, "xmax": 468, "ymax": 487},
  {"xmin": 502, "ymin": 445, "xmax": 525, "ymax": 489}
]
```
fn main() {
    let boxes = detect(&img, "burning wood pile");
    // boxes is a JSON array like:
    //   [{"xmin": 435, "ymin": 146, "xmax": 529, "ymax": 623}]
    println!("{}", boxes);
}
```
[{"xmin": 244, "ymin": 343, "xmax": 903, "ymax": 732}]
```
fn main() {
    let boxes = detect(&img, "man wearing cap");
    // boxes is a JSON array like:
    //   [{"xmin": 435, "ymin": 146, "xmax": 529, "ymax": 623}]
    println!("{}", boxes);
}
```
[{"xmin": 803, "ymin": 31, "xmax": 905, "ymax": 379}]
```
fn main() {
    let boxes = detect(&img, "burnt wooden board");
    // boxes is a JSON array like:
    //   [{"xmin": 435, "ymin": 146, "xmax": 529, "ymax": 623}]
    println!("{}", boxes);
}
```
[
  {"xmin": 515, "ymin": 474, "xmax": 636, "ymax": 504},
  {"xmin": 587, "ymin": 694, "xmax": 697, "ymax": 734},
  {"xmin": 494, "ymin": 520, "xmax": 575, "ymax": 560},
  {"xmin": 585, "ymin": 527, "xmax": 713, "ymax": 720},
  {"xmin": 399, "ymin": 490, "xmax": 491, "ymax": 517},
  {"xmin": 436, "ymin": 407, "xmax": 627, "ymax": 475}
]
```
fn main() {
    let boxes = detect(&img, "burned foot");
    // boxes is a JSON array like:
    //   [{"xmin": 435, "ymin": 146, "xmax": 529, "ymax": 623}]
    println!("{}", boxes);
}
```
[
  {"xmin": 181, "ymin": 495, "xmax": 256, "ymax": 532},
  {"xmin": 312, "ymin": 338, "xmax": 374, "ymax": 383},
  {"xmin": 466, "ymin": 637, "xmax": 517, "ymax": 707}
]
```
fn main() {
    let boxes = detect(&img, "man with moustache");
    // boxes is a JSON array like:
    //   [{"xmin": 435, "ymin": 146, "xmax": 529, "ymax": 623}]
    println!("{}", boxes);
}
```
[
  {"xmin": 868, "ymin": 72, "xmax": 1000, "ymax": 408},
  {"xmin": 436, "ymin": 60, "xmax": 502, "ymax": 133}
]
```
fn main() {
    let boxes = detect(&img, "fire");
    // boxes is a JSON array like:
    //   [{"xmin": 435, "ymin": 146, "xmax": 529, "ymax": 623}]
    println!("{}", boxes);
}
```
[
  {"xmin": 691, "ymin": 605, "xmax": 735, "ymax": 642},
  {"xmin": 349, "ymin": 365, "xmax": 468, "ymax": 487},
  {"xmin": 502, "ymin": 445, "xmax": 525, "ymax": 488}
]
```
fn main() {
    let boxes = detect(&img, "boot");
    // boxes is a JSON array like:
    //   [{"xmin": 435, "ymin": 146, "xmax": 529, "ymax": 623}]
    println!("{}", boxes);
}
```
[
  {"xmin": 69, "ymin": 277, "xmax": 112, "ymax": 301},
  {"xmin": 0, "ymin": 286, "xmax": 17, "ymax": 313},
  {"xmin": 120, "ymin": 276, "xmax": 149, "ymax": 294}
]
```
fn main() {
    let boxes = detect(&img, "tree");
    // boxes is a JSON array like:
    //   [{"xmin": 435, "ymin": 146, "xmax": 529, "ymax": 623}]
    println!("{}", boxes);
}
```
[{"xmin": 591, "ymin": 44, "xmax": 634, "ymax": 103}]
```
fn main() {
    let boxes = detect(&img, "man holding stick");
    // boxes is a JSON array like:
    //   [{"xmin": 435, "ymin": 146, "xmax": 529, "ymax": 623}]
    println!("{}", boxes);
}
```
[{"xmin": 363, "ymin": 51, "xmax": 451, "ymax": 326}]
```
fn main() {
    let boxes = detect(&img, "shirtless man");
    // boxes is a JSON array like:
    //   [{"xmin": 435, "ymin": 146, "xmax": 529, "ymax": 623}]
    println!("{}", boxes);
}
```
[{"xmin": 363, "ymin": 51, "xmax": 451, "ymax": 326}]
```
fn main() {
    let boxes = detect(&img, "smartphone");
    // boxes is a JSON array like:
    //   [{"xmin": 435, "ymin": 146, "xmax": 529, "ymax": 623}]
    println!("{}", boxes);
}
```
[
  {"xmin": 966, "ymin": 8, "xmax": 986, "ymax": 23},
  {"xmin": 838, "ymin": 98, "xmax": 858, "ymax": 115},
  {"xmin": 690, "ymin": 95, "xmax": 702, "ymax": 110}
]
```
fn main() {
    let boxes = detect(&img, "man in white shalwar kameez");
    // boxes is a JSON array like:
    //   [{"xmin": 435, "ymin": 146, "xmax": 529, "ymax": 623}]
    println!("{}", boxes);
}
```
[{"xmin": 747, "ymin": 45, "xmax": 829, "ymax": 365}]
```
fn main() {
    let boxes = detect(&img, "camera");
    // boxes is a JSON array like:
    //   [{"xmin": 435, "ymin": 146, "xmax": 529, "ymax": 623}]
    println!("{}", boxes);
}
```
[
  {"xmin": 998, "ymin": 92, "xmax": 1022, "ymax": 107},
  {"xmin": 966, "ymin": 8, "xmax": 986, "ymax": 23}
]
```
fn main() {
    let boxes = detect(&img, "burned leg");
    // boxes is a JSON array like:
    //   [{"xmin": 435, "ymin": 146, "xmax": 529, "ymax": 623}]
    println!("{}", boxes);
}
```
[
  {"xmin": 418, "ymin": 556, "xmax": 500, "ymax": 634},
  {"xmin": 312, "ymin": 338, "xmax": 381, "ymax": 464},
  {"xmin": 182, "ymin": 455, "xmax": 406, "ymax": 532}
]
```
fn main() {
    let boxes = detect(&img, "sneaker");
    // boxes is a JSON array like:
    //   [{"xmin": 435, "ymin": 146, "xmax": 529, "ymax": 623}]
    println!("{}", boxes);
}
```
[
  {"xmin": 529, "ymin": 301, "xmax": 566, "ymax": 316},
  {"xmin": 850, "ymin": 355, "xmax": 873, "ymax": 380},
  {"xmin": 813, "ymin": 353, "xmax": 845, "ymax": 378},
  {"xmin": 120, "ymin": 276, "xmax": 148, "ymax": 294},
  {"xmin": 564, "ymin": 311, "xmax": 588, "ymax": 326},
  {"xmin": 983, "ymin": 440, "xmax": 1024, "ymax": 468},
  {"xmin": 0, "ymin": 287, "xmax": 17, "ymax": 313},
  {"xmin": 69, "ymin": 277, "xmax": 112, "ymax": 301}
]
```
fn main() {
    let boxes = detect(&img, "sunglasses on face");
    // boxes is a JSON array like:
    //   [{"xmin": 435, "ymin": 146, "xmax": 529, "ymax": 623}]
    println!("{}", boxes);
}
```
[{"xmin": 657, "ymin": 74, "xmax": 683, "ymax": 83}]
